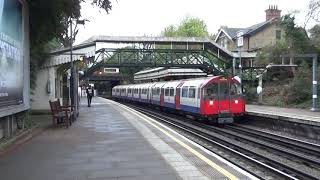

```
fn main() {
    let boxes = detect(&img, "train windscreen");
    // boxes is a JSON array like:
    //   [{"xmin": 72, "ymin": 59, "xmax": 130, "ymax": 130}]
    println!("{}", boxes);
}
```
[
  {"xmin": 203, "ymin": 82, "xmax": 241, "ymax": 100},
  {"xmin": 203, "ymin": 84, "xmax": 218, "ymax": 100}
]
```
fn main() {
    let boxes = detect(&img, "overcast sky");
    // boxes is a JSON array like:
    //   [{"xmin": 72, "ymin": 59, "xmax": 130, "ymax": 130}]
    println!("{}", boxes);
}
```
[{"xmin": 75, "ymin": 0, "xmax": 312, "ymax": 45}]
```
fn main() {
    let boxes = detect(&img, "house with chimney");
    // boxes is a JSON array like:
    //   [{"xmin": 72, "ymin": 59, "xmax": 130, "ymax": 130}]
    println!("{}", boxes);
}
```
[{"xmin": 215, "ymin": 5, "xmax": 283, "ymax": 66}]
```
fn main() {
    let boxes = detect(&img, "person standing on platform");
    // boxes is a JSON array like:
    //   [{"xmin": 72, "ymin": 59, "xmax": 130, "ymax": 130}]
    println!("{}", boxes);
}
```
[{"xmin": 86, "ymin": 85, "xmax": 94, "ymax": 107}]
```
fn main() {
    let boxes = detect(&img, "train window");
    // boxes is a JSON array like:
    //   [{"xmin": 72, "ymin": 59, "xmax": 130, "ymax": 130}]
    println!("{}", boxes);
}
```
[
  {"xmin": 203, "ymin": 84, "xmax": 218, "ymax": 99},
  {"xmin": 231, "ymin": 84, "xmax": 241, "ymax": 95},
  {"xmin": 169, "ymin": 88, "xmax": 174, "ymax": 96},
  {"xmin": 165, "ymin": 88, "xmax": 169, "ymax": 96},
  {"xmin": 182, "ymin": 87, "xmax": 188, "ymax": 97},
  {"xmin": 189, "ymin": 87, "xmax": 196, "ymax": 98},
  {"xmin": 157, "ymin": 88, "xmax": 160, "ymax": 95}
]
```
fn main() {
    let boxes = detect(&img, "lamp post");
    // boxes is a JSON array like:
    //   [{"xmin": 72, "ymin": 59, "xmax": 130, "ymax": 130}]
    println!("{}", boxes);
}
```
[
  {"xmin": 69, "ymin": 18, "xmax": 85, "ymax": 117},
  {"xmin": 236, "ymin": 31, "xmax": 244, "ymax": 93}
]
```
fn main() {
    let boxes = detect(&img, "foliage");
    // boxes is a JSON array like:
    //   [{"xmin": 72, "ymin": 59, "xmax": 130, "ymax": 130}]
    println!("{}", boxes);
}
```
[
  {"xmin": 309, "ymin": 24, "xmax": 320, "ymax": 53},
  {"xmin": 305, "ymin": 0, "xmax": 320, "ymax": 27},
  {"xmin": 280, "ymin": 14, "xmax": 313, "ymax": 53},
  {"xmin": 162, "ymin": 25, "xmax": 178, "ymax": 37},
  {"xmin": 161, "ymin": 16, "xmax": 209, "ymax": 37},
  {"xmin": 286, "ymin": 62, "xmax": 312, "ymax": 104},
  {"xmin": 255, "ymin": 41, "xmax": 288, "ymax": 66},
  {"xmin": 28, "ymin": 0, "xmax": 112, "ymax": 48},
  {"xmin": 27, "ymin": 0, "xmax": 112, "ymax": 90}
]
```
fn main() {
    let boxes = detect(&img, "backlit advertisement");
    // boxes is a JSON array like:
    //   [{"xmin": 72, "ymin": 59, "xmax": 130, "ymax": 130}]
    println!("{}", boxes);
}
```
[{"xmin": 0, "ymin": 0, "xmax": 23, "ymax": 108}]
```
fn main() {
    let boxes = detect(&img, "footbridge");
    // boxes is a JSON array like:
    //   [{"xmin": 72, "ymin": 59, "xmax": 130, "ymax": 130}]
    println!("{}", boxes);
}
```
[{"xmin": 46, "ymin": 36, "xmax": 234, "ymax": 80}]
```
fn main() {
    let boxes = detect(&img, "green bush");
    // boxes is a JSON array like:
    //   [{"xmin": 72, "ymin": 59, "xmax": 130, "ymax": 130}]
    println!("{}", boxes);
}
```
[
  {"xmin": 244, "ymin": 86, "xmax": 258, "ymax": 103},
  {"xmin": 287, "ymin": 63, "xmax": 312, "ymax": 104}
]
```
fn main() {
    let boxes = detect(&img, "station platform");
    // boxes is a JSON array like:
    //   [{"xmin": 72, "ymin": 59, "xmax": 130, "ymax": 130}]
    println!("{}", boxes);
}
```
[
  {"xmin": 246, "ymin": 104, "xmax": 320, "ymax": 126},
  {"xmin": 0, "ymin": 97, "xmax": 255, "ymax": 180}
]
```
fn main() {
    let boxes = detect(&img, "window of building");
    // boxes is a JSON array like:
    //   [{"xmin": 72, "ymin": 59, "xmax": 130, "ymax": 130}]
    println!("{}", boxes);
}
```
[
  {"xmin": 223, "ymin": 38, "xmax": 228, "ymax": 49},
  {"xmin": 276, "ymin": 30, "xmax": 281, "ymax": 40}
]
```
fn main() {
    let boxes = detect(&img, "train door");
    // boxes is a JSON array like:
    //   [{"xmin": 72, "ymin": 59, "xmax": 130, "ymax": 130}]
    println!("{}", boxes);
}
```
[
  {"xmin": 165, "ymin": 87, "xmax": 170, "ymax": 105},
  {"xmin": 188, "ymin": 86, "xmax": 197, "ymax": 113},
  {"xmin": 217, "ymin": 79, "xmax": 232, "ymax": 115},
  {"xmin": 160, "ymin": 87, "xmax": 164, "ymax": 106},
  {"xmin": 169, "ymin": 87, "xmax": 174, "ymax": 107},
  {"xmin": 197, "ymin": 86, "xmax": 201, "ymax": 110},
  {"xmin": 146, "ymin": 88, "xmax": 149, "ymax": 102},
  {"xmin": 175, "ymin": 83, "xmax": 183, "ymax": 110}
]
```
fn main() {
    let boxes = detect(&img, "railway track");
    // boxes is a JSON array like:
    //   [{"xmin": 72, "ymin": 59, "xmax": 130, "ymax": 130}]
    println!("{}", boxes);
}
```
[
  {"xmin": 122, "ymin": 102, "xmax": 320, "ymax": 180},
  {"xmin": 225, "ymin": 125, "xmax": 320, "ymax": 161}
]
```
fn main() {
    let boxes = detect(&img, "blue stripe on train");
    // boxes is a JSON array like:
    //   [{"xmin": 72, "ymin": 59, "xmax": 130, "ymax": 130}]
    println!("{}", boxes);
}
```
[
  {"xmin": 152, "ymin": 99, "xmax": 161, "ymax": 105},
  {"xmin": 180, "ymin": 104, "xmax": 200, "ymax": 113},
  {"xmin": 140, "ymin": 99, "xmax": 149, "ymax": 103},
  {"xmin": 164, "ymin": 102, "xmax": 176, "ymax": 109}
]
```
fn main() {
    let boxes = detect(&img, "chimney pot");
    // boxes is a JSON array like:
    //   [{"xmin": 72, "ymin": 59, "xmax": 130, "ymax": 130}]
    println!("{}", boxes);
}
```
[{"xmin": 265, "ymin": 5, "xmax": 281, "ymax": 21}]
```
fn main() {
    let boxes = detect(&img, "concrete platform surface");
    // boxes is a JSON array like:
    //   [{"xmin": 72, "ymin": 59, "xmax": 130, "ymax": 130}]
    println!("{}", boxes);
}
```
[
  {"xmin": 0, "ymin": 97, "xmax": 254, "ymax": 180},
  {"xmin": 247, "ymin": 104, "xmax": 320, "ymax": 125}
]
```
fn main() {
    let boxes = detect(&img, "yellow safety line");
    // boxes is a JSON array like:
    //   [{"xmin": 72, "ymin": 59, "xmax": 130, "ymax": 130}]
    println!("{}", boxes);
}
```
[{"xmin": 119, "ymin": 104, "xmax": 239, "ymax": 180}]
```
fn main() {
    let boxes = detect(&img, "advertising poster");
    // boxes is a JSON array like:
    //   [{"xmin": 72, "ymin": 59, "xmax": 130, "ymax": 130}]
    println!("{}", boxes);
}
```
[{"xmin": 0, "ymin": 0, "xmax": 23, "ymax": 108}]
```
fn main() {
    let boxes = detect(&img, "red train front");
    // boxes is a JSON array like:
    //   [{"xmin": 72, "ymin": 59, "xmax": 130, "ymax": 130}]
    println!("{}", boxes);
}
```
[{"xmin": 200, "ymin": 76, "xmax": 245, "ymax": 123}]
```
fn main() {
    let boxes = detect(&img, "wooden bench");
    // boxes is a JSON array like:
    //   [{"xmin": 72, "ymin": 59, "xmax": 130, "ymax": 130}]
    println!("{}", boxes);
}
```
[
  {"xmin": 57, "ymin": 99, "xmax": 75, "ymax": 122},
  {"xmin": 49, "ymin": 100, "xmax": 74, "ymax": 128}
]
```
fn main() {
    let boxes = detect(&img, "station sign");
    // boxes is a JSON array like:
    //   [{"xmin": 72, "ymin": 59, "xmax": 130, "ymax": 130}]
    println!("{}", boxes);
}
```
[{"xmin": 237, "ymin": 31, "xmax": 244, "ymax": 47}]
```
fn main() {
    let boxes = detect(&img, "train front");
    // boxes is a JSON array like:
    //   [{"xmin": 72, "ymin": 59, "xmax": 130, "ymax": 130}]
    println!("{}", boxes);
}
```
[{"xmin": 201, "ymin": 76, "xmax": 245, "ymax": 124}]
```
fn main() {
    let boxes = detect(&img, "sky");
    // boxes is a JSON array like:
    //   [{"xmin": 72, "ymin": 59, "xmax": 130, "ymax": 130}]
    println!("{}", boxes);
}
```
[{"xmin": 75, "ymin": 0, "xmax": 313, "ymax": 45}]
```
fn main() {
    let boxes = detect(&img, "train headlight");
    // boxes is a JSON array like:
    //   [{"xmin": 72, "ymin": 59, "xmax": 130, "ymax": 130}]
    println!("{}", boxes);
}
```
[
  {"xmin": 209, "ymin": 100, "xmax": 214, "ymax": 105},
  {"xmin": 235, "ymin": 100, "xmax": 239, "ymax": 104}
]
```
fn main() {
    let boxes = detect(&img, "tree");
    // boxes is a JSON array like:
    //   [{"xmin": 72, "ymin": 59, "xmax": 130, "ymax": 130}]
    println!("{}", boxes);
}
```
[
  {"xmin": 161, "ymin": 16, "xmax": 209, "ymax": 37},
  {"xmin": 28, "ymin": 0, "xmax": 112, "ymax": 49},
  {"xmin": 28, "ymin": 0, "xmax": 112, "ymax": 89},
  {"xmin": 162, "ymin": 25, "xmax": 178, "ymax": 37},
  {"xmin": 309, "ymin": 24, "xmax": 320, "ymax": 52},
  {"xmin": 280, "ymin": 14, "xmax": 313, "ymax": 53},
  {"xmin": 304, "ymin": 0, "xmax": 320, "ymax": 28}
]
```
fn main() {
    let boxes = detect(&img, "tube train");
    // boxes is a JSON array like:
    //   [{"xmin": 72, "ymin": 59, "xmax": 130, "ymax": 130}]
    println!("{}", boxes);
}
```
[{"xmin": 112, "ymin": 76, "xmax": 245, "ymax": 124}]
